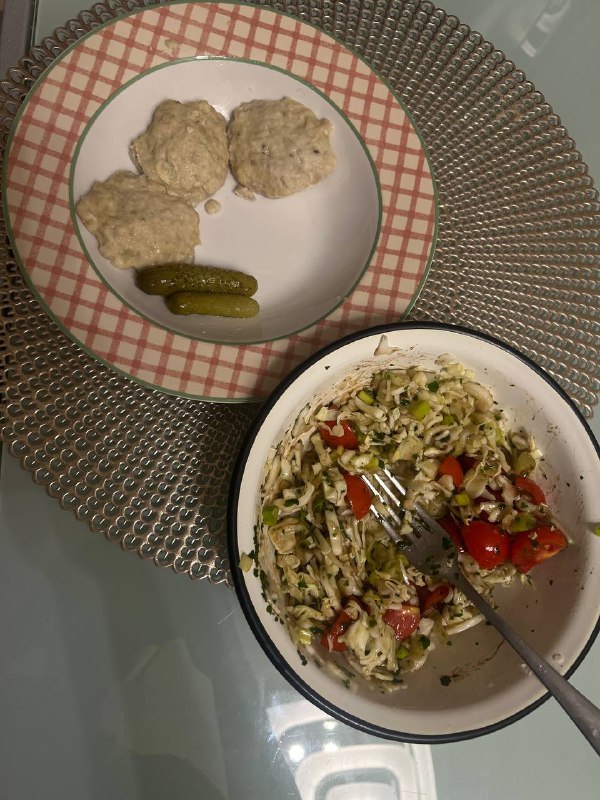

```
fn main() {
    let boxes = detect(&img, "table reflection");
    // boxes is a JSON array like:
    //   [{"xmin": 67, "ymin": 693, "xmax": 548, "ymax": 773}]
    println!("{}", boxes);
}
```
[{"xmin": 267, "ymin": 699, "xmax": 437, "ymax": 800}]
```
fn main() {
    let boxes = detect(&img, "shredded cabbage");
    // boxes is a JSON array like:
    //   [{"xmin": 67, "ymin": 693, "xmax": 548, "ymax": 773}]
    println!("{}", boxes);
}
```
[{"xmin": 256, "ymin": 358, "xmax": 546, "ymax": 691}]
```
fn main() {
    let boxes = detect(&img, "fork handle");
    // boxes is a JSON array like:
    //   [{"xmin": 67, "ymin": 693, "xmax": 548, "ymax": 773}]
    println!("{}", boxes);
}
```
[{"xmin": 454, "ymin": 573, "xmax": 600, "ymax": 756}]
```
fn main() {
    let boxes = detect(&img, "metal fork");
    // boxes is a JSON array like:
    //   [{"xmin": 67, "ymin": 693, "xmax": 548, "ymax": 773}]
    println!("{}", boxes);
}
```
[{"xmin": 362, "ymin": 467, "xmax": 600, "ymax": 756}]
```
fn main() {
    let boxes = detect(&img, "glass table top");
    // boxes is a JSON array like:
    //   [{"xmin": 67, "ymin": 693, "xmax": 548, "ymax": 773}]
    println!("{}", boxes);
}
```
[{"xmin": 1, "ymin": 1, "xmax": 599, "ymax": 797}]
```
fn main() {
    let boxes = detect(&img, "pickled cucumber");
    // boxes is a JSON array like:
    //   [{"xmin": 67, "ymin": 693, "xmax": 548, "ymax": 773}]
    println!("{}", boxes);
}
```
[
  {"xmin": 166, "ymin": 292, "xmax": 259, "ymax": 318},
  {"xmin": 136, "ymin": 264, "xmax": 258, "ymax": 297}
]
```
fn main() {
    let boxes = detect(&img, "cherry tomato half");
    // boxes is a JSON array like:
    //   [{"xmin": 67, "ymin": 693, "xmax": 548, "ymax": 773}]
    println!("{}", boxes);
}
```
[
  {"xmin": 515, "ymin": 476, "xmax": 546, "ymax": 506},
  {"xmin": 382, "ymin": 605, "xmax": 421, "ymax": 641},
  {"xmin": 458, "ymin": 454, "xmax": 478, "ymax": 473},
  {"xmin": 462, "ymin": 520, "xmax": 510, "ymax": 570},
  {"xmin": 319, "ymin": 420, "xmax": 358, "ymax": 449},
  {"xmin": 343, "ymin": 473, "xmax": 371, "ymax": 521},
  {"xmin": 320, "ymin": 609, "xmax": 352, "ymax": 652},
  {"xmin": 438, "ymin": 515, "xmax": 465, "ymax": 552},
  {"xmin": 510, "ymin": 526, "xmax": 567, "ymax": 573},
  {"xmin": 438, "ymin": 455, "xmax": 464, "ymax": 488},
  {"xmin": 422, "ymin": 584, "xmax": 451, "ymax": 613}
]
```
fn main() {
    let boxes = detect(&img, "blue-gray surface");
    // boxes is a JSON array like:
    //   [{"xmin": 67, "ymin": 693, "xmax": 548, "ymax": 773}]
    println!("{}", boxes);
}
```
[{"xmin": 1, "ymin": 451, "xmax": 600, "ymax": 799}]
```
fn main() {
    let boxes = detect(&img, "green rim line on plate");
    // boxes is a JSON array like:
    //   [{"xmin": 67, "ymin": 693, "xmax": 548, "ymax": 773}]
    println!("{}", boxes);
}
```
[
  {"xmin": 2, "ymin": 0, "xmax": 439, "ymax": 403},
  {"xmin": 68, "ymin": 55, "xmax": 383, "ymax": 345}
]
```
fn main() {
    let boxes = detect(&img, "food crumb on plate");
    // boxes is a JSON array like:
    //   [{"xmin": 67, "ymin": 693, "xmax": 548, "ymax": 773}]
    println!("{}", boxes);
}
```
[
  {"xmin": 233, "ymin": 184, "xmax": 256, "ymax": 201},
  {"xmin": 204, "ymin": 198, "xmax": 222, "ymax": 215}
]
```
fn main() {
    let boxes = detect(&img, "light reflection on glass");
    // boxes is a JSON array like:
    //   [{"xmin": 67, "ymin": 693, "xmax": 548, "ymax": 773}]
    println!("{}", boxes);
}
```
[
  {"xmin": 288, "ymin": 744, "xmax": 306, "ymax": 764},
  {"xmin": 520, "ymin": 0, "xmax": 573, "ymax": 58},
  {"xmin": 267, "ymin": 699, "xmax": 438, "ymax": 800}
]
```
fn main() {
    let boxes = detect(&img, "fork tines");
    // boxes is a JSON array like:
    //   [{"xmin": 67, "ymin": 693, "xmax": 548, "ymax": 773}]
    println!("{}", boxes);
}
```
[{"xmin": 362, "ymin": 468, "xmax": 409, "ymax": 546}]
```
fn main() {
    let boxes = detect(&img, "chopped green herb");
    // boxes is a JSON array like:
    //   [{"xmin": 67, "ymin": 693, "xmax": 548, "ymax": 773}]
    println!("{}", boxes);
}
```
[
  {"xmin": 440, "ymin": 675, "xmax": 452, "ymax": 686},
  {"xmin": 427, "ymin": 381, "xmax": 439, "ymax": 392},
  {"xmin": 283, "ymin": 498, "xmax": 298, "ymax": 507},
  {"xmin": 259, "ymin": 570, "xmax": 268, "ymax": 590},
  {"xmin": 313, "ymin": 494, "xmax": 324, "ymax": 513},
  {"xmin": 298, "ymin": 578, "xmax": 307, "ymax": 589},
  {"xmin": 419, "ymin": 636, "xmax": 431, "ymax": 650}
]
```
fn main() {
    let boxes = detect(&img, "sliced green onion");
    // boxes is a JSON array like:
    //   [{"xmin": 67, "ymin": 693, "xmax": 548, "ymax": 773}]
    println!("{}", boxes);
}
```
[
  {"xmin": 513, "ymin": 451, "xmax": 536, "ymax": 476},
  {"xmin": 365, "ymin": 455, "xmax": 380, "ymax": 472},
  {"xmin": 594, "ymin": 525, "xmax": 600, "ymax": 537},
  {"xmin": 442, "ymin": 414, "xmax": 455, "ymax": 426},
  {"xmin": 396, "ymin": 646, "xmax": 410, "ymax": 660},
  {"xmin": 409, "ymin": 399, "xmax": 430, "ymax": 421},
  {"xmin": 297, "ymin": 628, "xmax": 312, "ymax": 646},
  {"xmin": 454, "ymin": 491, "xmax": 470, "ymax": 507},
  {"xmin": 239, "ymin": 552, "xmax": 253, "ymax": 572},
  {"xmin": 262, "ymin": 504, "xmax": 279, "ymax": 525},
  {"xmin": 510, "ymin": 513, "xmax": 537, "ymax": 533},
  {"xmin": 358, "ymin": 389, "xmax": 375, "ymax": 405}
]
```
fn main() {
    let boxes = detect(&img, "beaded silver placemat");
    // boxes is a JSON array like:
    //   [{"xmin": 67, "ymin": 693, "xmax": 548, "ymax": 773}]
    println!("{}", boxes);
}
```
[{"xmin": 1, "ymin": 0, "xmax": 598, "ymax": 586}]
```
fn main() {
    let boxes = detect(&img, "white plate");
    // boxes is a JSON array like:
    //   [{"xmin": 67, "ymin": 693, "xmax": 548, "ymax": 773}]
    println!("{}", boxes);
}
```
[
  {"xmin": 73, "ymin": 58, "xmax": 380, "ymax": 344},
  {"xmin": 229, "ymin": 323, "xmax": 600, "ymax": 741}
]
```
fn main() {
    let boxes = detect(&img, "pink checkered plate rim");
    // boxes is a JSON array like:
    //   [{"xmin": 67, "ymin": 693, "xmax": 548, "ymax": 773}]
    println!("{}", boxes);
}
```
[{"xmin": 3, "ymin": 1, "xmax": 438, "ymax": 402}]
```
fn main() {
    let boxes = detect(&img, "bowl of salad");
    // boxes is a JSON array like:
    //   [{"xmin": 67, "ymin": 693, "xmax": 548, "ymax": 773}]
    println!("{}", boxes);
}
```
[{"xmin": 228, "ymin": 323, "xmax": 600, "ymax": 742}]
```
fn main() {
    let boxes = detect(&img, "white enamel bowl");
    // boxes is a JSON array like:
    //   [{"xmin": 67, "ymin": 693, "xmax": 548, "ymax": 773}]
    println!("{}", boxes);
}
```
[{"xmin": 228, "ymin": 323, "xmax": 600, "ymax": 742}]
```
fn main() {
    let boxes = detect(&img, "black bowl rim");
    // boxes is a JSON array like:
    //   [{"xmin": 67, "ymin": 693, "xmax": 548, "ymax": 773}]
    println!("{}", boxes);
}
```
[{"xmin": 227, "ymin": 321, "xmax": 600, "ymax": 744}]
